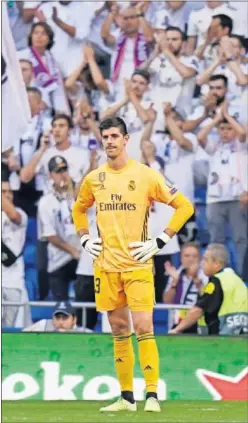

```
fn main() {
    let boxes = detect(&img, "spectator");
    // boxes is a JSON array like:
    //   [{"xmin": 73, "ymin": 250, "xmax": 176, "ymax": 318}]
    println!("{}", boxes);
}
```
[
  {"xmin": 2, "ymin": 178, "xmax": 31, "ymax": 328},
  {"xmin": 9, "ymin": 87, "xmax": 50, "ymax": 218},
  {"xmin": 154, "ymin": 1, "xmax": 192, "ymax": 34},
  {"xmin": 72, "ymin": 100, "xmax": 101, "ymax": 149},
  {"xmin": 20, "ymin": 114, "xmax": 89, "ymax": 194},
  {"xmin": 17, "ymin": 22, "xmax": 70, "ymax": 114},
  {"xmin": 196, "ymin": 14, "xmax": 233, "ymax": 69},
  {"xmin": 7, "ymin": 1, "xmax": 34, "ymax": 51},
  {"xmin": 140, "ymin": 140, "xmax": 164, "ymax": 173},
  {"xmin": 141, "ymin": 26, "xmax": 198, "ymax": 121},
  {"xmin": 33, "ymin": 1, "xmax": 95, "ymax": 77},
  {"xmin": 101, "ymin": 4, "xmax": 153, "ymax": 92},
  {"xmin": 23, "ymin": 301, "xmax": 90, "ymax": 332},
  {"xmin": 101, "ymin": 69, "xmax": 153, "ymax": 161},
  {"xmin": 198, "ymin": 101, "xmax": 247, "ymax": 274},
  {"xmin": 75, "ymin": 205, "xmax": 98, "ymax": 330},
  {"xmin": 19, "ymin": 59, "xmax": 50, "ymax": 109},
  {"xmin": 187, "ymin": 1, "xmax": 244, "ymax": 53},
  {"xmin": 164, "ymin": 242, "xmax": 208, "ymax": 332},
  {"xmin": 38, "ymin": 156, "xmax": 80, "ymax": 301},
  {"xmin": 169, "ymin": 243, "xmax": 248, "ymax": 335},
  {"xmin": 197, "ymin": 35, "xmax": 248, "ymax": 101}
]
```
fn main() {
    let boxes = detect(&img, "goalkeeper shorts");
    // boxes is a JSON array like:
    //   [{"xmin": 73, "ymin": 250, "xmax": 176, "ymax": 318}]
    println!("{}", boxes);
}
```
[{"xmin": 93, "ymin": 265, "xmax": 155, "ymax": 312}]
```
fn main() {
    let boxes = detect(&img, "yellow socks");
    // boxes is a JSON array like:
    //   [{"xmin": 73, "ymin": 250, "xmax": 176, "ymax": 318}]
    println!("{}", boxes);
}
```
[
  {"xmin": 113, "ymin": 333, "xmax": 135, "ymax": 393},
  {"xmin": 137, "ymin": 332, "xmax": 159, "ymax": 394}
]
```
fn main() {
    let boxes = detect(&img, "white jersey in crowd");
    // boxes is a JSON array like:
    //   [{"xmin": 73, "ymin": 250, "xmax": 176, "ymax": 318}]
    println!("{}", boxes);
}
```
[
  {"xmin": 212, "ymin": 63, "xmax": 248, "ymax": 101},
  {"xmin": 2, "ymin": 208, "xmax": 27, "ymax": 289},
  {"xmin": 206, "ymin": 138, "xmax": 248, "ymax": 204},
  {"xmin": 188, "ymin": 3, "xmax": 246, "ymax": 48},
  {"xmin": 152, "ymin": 132, "xmax": 198, "ymax": 203},
  {"xmin": 77, "ymin": 206, "xmax": 98, "ymax": 277},
  {"xmin": 150, "ymin": 54, "xmax": 198, "ymax": 127},
  {"xmin": 154, "ymin": 3, "xmax": 191, "ymax": 32},
  {"xmin": 149, "ymin": 202, "xmax": 180, "ymax": 257},
  {"xmin": 38, "ymin": 190, "xmax": 80, "ymax": 273},
  {"xmin": 36, "ymin": 144, "xmax": 89, "ymax": 193}
]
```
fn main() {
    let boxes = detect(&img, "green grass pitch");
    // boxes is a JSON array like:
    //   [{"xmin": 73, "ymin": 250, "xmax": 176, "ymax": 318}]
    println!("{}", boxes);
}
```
[{"xmin": 2, "ymin": 401, "xmax": 248, "ymax": 423}]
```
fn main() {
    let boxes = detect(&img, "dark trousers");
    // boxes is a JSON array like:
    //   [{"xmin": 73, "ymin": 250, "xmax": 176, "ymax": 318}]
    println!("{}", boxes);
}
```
[
  {"xmin": 74, "ymin": 275, "xmax": 98, "ymax": 330},
  {"xmin": 49, "ymin": 260, "xmax": 78, "ymax": 301},
  {"xmin": 242, "ymin": 245, "xmax": 248, "ymax": 281},
  {"xmin": 37, "ymin": 240, "xmax": 49, "ymax": 300},
  {"xmin": 154, "ymin": 254, "xmax": 171, "ymax": 303}
]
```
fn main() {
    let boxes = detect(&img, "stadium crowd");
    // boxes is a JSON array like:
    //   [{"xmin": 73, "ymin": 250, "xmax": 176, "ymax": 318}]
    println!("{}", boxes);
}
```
[{"xmin": 2, "ymin": 0, "xmax": 248, "ymax": 332}]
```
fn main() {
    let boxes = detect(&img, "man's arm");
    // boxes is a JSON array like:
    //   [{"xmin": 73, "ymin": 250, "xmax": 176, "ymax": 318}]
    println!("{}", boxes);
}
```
[
  {"xmin": 101, "ymin": 97, "xmax": 129, "ymax": 120},
  {"xmin": 162, "ymin": 49, "xmax": 197, "ymax": 79},
  {"xmin": 164, "ymin": 104, "xmax": 194, "ymax": 151},
  {"xmin": 85, "ymin": 45, "xmax": 110, "ymax": 93},
  {"xmin": 187, "ymin": 36, "xmax": 197, "ymax": 55},
  {"xmin": 101, "ymin": 9, "xmax": 117, "ymax": 48},
  {"xmin": 47, "ymin": 235, "xmax": 80, "ymax": 259},
  {"xmin": 170, "ymin": 306, "xmax": 203, "ymax": 333},
  {"xmin": 197, "ymin": 114, "xmax": 223, "ymax": 148},
  {"xmin": 20, "ymin": 134, "xmax": 49, "ymax": 183},
  {"xmin": 138, "ymin": 44, "xmax": 160, "ymax": 71},
  {"xmin": 222, "ymin": 104, "xmax": 247, "ymax": 142},
  {"xmin": 52, "ymin": 7, "xmax": 76, "ymax": 38},
  {"xmin": 1, "ymin": 196, "xmax": 22, "ymax": 225},
  {"xmin": 135, "ymin": 3, "xmax": 154, "ymax": 43},
  {"xmin": 182, "ymin": 111, "xmax": 207, "ymax": 132},
  {"xmin": 64, "ymin": 55, "xmax": 87, "ymax": 90},
  {"xmin": 196, "ymin": 58, "xmax": 221, "ymax": 85},
  {"xmin": 163, "ymin": 263, "xmax": 179, "ymax": 304},
  {"xmin": 72, "ymin": 177, "xmax": 95, "ymax": 237}
]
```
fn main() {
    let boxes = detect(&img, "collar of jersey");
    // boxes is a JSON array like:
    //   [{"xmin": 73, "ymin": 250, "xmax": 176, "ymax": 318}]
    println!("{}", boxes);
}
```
[{"xmin": 105, "ymin": 159, "xmax": 134, "ymax": 174}]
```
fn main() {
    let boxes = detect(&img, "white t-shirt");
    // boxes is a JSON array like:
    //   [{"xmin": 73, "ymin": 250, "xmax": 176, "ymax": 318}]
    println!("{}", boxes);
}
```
[
  {"xmin": 150, "ymin": 54, "xmax": 198, "ymax": 127},
  {"xmin": 115, "ymin": 98, "xmax": 152, "ymax": 161},
  {"xmin": 38, "ymin": 191, "xmax": 80, "ymax": 273},
  {"xmin": 36, "ymin": 144, "xmax": 89, "ymax": 193},
  {"xmin": 154, "ymin": 3, "xmax": 191, "ymax": 33},
  {"xmin": 212, "ymin": 63, "xmax": 248, "ymax": 101},
  {"xmin": 152, "ymin": 132, "xmax": 198, "ymax": 202},
  {"xmin": 206, "ymin": 138, "xmax": 248, "ymax": 204},
  {"xmin": 2, "ymin": 209, "xmax": 27, "ymax": 289},
  {"xmin": 35, "ymin": 1, "xmax": 94, "ymax": 77},
  {"xmin": 149, "ymin": 202, "xmax": 180, "ymax": 256},
  {"xmin": 188, "ymin": 3, "xmax": 245, "ymax": 48},
  {"xmin": 77, "ymin": 206, "xmax": 98, "ymax": 276}
]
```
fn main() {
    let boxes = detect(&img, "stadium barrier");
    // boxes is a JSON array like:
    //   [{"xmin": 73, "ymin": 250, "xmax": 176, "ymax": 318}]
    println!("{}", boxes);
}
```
[
  {"xmin": 2, "ymin": 301, "xmax": 192, "ymax": 331},
  {"xmin": 2, "ymin": 333, "xmax": 247, "ymax": 401}
]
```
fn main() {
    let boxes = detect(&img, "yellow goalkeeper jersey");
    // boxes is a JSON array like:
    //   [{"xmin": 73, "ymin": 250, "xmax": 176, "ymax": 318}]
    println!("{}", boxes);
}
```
[{"xmin": 73, "ymin": 159, "xmax": 178, "ymax": 272}]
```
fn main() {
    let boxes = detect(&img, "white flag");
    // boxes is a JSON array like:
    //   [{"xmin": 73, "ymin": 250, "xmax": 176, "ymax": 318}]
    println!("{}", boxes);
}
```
[{"xmin": 2, "ymin": 2, "xmax": 31, "ymax": 153}]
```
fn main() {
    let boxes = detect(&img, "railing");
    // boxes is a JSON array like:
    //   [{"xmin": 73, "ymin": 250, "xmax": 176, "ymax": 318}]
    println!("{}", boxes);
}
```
[{"xmin": 2, "ymin": 301, "xmax": 192, "ymax": 331}]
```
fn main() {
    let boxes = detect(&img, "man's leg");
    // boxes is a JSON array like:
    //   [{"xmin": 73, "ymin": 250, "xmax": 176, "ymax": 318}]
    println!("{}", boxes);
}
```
[
  {"xmin": 108, "ymin": 307, "xmax": 135, "ymax": 403},
  {"xmin": 132, "ymin": 311, "xmax": 159, "ymax": 399},
  {"xmin": 207, "ymin": 202, "xmax": 227, "ymax": 244},
  {"xmin": 49, "ymin": 264, "xmax": 69, "ymax": 300},
  {"xmin": 228, "ymin": 201, "xmax": 248, "ymax": 275},
  {"xmin": 74, "ymin": 275, "xmax": 98, "ymax": 329}
]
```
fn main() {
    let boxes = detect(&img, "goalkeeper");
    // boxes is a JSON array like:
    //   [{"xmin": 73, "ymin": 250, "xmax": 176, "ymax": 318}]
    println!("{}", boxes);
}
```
[{"xmin": 72, "ymin": 117, "xmax": 194, "ymax": 413}]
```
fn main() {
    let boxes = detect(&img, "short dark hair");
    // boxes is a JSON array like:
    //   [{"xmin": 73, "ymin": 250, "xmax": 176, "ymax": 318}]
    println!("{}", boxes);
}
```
[
  {"xmin": 28, "ymin": 22, "xmax": 54, "ymax": 50},
  {"xmin": 26, "ymin": 86, "xmax": 41, "ymax": 97},
  {"xmin": 19, "ymin": 59, "xmax": 33, "ymax": 67},
  {"xmin": 212, "ymin": 14, "xmax": 233, "ymax": 34},
  {"xmin": 99, "ymin": 117, "xmax": 128, "ymax": 136},
  {"xmin": 165, "ymin": 26, "xmax": 186, "ymax": 40},
  {"xmin": 229, "ymin": 34, "xmax": 246, "ymax": 48},
  {"xmin": 52, "ymin": 114, "xmax": 73, "ymax": 129},
  {"xmin": 219, "ymin": 118, "xmax": 230, "ymax": 125},
  {"xmin": 209, "ymin": 74, "xmax": 228, "ymax": 87},
  {"xmin": 132, "ymin": 69, "xmax": 150, "ymax": 83},
  {"xmin": 182, "ymin": 242, "xmax": 201, "ymax": 254}
]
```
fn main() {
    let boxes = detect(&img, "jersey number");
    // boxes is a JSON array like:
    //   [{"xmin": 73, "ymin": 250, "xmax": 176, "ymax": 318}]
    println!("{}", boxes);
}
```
[{"xmin": 95, "ymin": 278, "xmax": 101, "ymax": 294}]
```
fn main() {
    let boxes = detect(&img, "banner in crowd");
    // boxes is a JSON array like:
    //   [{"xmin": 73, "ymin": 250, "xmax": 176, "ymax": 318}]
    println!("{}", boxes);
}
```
[{"xmin": 2, "ymin": 334, "xmax": 247, "ymax": 401}]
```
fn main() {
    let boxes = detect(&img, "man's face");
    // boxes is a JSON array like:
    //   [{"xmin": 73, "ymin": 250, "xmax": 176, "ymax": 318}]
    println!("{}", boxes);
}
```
[
  {"xmin": 53, "ymin": 313, "xmax": 76, "ymax": 331},
  {"xmin": 166, "ymin": 30, "xmax": 183, "ymax": 55},
  {"xmin": 167, "ymin": 1, "xmax": 184, "ymax": 10},
  {"xmin": 50, "ymin": 169, "xmax": 70, "ymax": 190},
  {"xmin": 202, "ymin": 250, "xmax": 219, "ymax": 276},
  {"xmin": 210, "ymin": 17, "xmax": 229, "ymax": 40},
  {"xmin": 206, "ymin": 1, "xmax": 223, "ymax": 9},
  {"xmin": 52, "ymin": 119, "xmax": 70, "ymax": 145},
  {"xmin": 181, "ymin": 246, "xmax": 200, "ymax": 269},
  {"xmin": 79, "ymin": 109, "xmax": 94, "ymax": 131},
  {"xmin": 131, "ymin": 74, "xmax": 148, "ymax": 97},
  {"xmin": 218, "ymin": 122, "xmax": 236, "ymax": 143},
  {"xmin": 209, "ymin": 79, "xmax": 226, "ymax": 103},
  {"xmin": 101, "ymin": 127, "xmax": 129, "ymax": 159},
  {"xmin": 229, "ymin": 37, "xmax": 242, "ymax": 59},
  {"xmin": 120, "ymin": 8, "xmax": 139, "ymax": 35},
  {"xmin": 28, "ymin": 92, "xmax": 42, "ymax": 116},
  {"xmin": 20, "ymin": 61, "xmax": 33, "ymax": 86},
  {"xmin": 2, "ymin": 182, "xmax": 13, "ymax": 203}
]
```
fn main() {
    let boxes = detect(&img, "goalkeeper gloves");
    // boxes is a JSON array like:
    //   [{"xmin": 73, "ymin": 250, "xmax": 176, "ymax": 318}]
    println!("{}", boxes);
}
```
[
  {"xmin": 129, "ymin": 232, "xmax": 170, "ymax": 263},
  {"xmin": 80, "ymin": 234, "xmax": 102, "ymax": 260}
]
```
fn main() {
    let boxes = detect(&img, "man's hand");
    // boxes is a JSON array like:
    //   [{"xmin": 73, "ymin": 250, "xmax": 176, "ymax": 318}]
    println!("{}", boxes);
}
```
[
  {"xmin": 52, "ymin": 6, "xmax": 58, "ymax": 23},
  {"xmin": 81, "ymin": 234, "xmax": 102, "ymax": 260},
  {"xmin": 71, "ymin": 248, "xmax": 81, "ymax": 260},
  {"xmin": 35, "ymin": 9, "xmax": 46, "ymax": 22},
  {"xmin": 124, "ymin": 78, "xmax": 134, "ymax": 99},
  {"xmin": 84, "ymin": 44, "xmax": 95, "ymax": 62},
  {"xmin": 40, "ymin": 131, "xmax": 51, "ymax": 152},
  {"xmin": 129, "ymin": 232, "xmax": 170, "ymax": 263},
  {"xmin": 163, "ymin": 102, "xmax": 173, "ymax": 117},
  {"xmin": 203, "ymin": 93, "xmax": 217, "ymax": 113},
  {"xmin": 164, "ymin": 261, "xmax": 179, "ymax": 281},
  {"xmin": 168, "ymin": 328, "xmax": 179, "ymax": 334}
]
